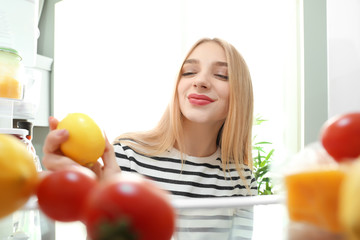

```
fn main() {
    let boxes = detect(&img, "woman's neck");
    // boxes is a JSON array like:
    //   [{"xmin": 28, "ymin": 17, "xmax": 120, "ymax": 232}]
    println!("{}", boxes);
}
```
[{"xmin": 176, "ymin": 120, "xmax": 223, "ymax": 157}]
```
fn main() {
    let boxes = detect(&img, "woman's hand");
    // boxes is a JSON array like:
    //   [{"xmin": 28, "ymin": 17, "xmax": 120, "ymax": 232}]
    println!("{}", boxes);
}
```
[
  {"xmin": 42, "ymin": 116, "xmax": 121, "ymax": 179},
  {"xmin": 42, "ymin": 117, "xmax": 78, "ymax": 170},
  {"xmin": 90, "ymin": 135, "xmax": 121, "ymax": 179}
]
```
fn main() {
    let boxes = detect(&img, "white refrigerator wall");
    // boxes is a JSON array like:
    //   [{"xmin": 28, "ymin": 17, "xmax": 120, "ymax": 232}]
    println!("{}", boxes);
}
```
[
  {"xmin": 0, "ymin": 0, "xmax": 38, "ymax": 66},
  {"xmin": 327, "ymin": 0, "xmax": 360, "ymax": 118}
]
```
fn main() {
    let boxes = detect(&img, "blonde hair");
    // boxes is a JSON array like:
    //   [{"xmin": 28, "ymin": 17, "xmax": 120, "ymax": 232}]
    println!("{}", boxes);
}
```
[{"xmin": 115, "ymin": 38, "xmax": 254, "ymax": 174}]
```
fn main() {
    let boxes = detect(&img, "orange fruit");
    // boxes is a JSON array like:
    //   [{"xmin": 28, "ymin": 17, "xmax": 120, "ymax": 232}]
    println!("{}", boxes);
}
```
[
  {"xmin": 0, "ymin": 134, "xmax": 38, "ymax": 218},
  {"xmin": 285, "ymin": 169, "xmax": 346, "ymax": 233},
  {"xmin": 57, "ymin": 113, "xmax": 106, "ymax": 167}
]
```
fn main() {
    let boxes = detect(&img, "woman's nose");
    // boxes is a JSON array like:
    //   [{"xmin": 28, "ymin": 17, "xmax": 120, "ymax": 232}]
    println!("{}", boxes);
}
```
[{"xmin": 193, "ymin": 74, "xmax": 210, "ymax": 89}]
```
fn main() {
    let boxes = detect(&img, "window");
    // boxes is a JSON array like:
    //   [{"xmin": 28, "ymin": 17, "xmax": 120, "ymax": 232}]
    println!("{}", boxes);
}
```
[{"xmin": 54, "ymin": 0, "xmax": 301, "ymax": 160}]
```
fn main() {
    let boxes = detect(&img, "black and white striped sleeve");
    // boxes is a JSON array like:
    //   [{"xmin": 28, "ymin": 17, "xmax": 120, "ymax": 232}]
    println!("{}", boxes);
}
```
[{"xmin": 113, "ymin": 143, "xmax": 132, "ymax": 172}]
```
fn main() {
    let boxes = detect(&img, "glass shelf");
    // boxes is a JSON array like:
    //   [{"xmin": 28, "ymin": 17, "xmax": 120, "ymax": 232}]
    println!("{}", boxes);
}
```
[{"xmin": 0, "ymin": 195, "xmax": 345, "ymax": 240}]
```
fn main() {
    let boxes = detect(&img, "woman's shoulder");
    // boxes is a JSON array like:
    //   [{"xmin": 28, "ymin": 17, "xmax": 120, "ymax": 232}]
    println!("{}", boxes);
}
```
[
  {"xmin": 113, "ymin": 140, "xmax": 133, "ymax": 150},
  {"xmin": 113, "ymin": 140, "xmax": 173, "ymax": 161},
  {"xmin": 113, "ymin": 140, "xmax": 145, "ymax": 158}
]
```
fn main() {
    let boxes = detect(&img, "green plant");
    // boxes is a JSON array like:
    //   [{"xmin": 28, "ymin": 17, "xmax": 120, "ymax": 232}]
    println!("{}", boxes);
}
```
[{"xmin": 253, "ymin": 115, "xmax": 275, "ymax": 195}]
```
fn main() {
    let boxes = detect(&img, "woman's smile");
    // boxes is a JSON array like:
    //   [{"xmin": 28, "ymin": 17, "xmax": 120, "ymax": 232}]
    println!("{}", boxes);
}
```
[{"xmin": 188, "ymin": 93, "xmax": 215, "ymax": 106}]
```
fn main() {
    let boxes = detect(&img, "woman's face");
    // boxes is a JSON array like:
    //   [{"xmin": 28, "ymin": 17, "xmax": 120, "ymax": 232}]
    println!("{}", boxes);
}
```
[{"xmin": 177, "ymin": 41, "xmax": 230, "ymax": 126}]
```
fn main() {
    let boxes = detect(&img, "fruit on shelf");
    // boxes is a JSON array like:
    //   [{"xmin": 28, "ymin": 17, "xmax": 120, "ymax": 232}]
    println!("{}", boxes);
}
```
[
  {"xmin": 339, "ymin": 159, "xmax": 360, "ymax": 240},
  {"xmin": 285, "ymin": 169, "xmax": 346, "ymax": 233},
  {"xmin": 321, "ymin": 112, "xmax": 360, "ymax": 162},
  {"xmin": 0, "ymin": 134, "xmax": 38, "ymax": 218}
]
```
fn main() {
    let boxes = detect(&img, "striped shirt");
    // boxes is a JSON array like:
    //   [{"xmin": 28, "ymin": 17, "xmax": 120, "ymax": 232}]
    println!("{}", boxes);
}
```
[{"xmin": 114, "ymin": 142, "xmax": 258, "ymax": 240}]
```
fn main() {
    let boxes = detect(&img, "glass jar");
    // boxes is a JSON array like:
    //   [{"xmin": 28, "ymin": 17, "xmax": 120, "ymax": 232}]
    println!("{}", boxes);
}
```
[
  {"xmin": 0, "ymin": 128, "xmax": 41, "ymax": 171},
  {"xmin": 0, "ymin": 47, "xmax": 24, "ymax": 100}
]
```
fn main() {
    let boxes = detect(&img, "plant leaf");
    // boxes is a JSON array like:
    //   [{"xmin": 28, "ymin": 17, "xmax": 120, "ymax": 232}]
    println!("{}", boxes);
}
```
[
  {"xmin": 254, "ymin": 141, "xmax": 272, "ymax": 145},
  {"xmin": 265, "ymin": 149, "xmax": 275, "ymax": 160}
]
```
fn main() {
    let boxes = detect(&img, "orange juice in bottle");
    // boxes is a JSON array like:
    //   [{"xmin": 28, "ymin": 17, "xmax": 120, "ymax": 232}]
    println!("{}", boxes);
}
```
[{"xmin": 0, "ymin": 47, "xmax": 24, "ymax": 100}]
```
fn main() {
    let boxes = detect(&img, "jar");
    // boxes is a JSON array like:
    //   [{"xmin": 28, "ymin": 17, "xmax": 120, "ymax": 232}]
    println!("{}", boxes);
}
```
[
  {"xmin": 0, "ymin": 47, "xmax": 24, "ymax": 100},
  {"xmin": 0, "ymin": 128, "xmax": 41, "ymax": 171}
]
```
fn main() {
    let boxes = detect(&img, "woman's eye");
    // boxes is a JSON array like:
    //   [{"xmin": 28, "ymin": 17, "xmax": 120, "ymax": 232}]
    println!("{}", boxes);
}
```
[
  {"xmin": 214, "ymin": 74, "xmax": 228, "ymax": 80},
  {"xmin": 182, "ymin": 72, "xmax": 196, "ymax": 77}
]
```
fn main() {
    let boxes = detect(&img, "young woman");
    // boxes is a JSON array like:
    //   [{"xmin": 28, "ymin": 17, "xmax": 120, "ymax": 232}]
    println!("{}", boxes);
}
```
[
  {"xmin": 42, "ymin": 37, "xmax": 257, "ymax": 239},
  {"xmin": 112, "ymin": 38, "xmax": 257, "ymax": 198}
]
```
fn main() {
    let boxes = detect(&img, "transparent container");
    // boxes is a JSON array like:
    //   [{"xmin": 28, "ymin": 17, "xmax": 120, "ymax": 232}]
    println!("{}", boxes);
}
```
[
  {"xmin": 0, "ymin": 47, "xmax": 24, "ymax": 100},
  {"xmin": 13, "ymin": 68, "xmax": 42, "ymax": 121},
  {"xmin": 0, "ymin": 128, "xmax": 41, "ymax": 171}
]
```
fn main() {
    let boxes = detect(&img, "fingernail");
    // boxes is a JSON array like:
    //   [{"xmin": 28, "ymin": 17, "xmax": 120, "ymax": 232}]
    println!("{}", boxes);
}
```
[{"xmin": 57, "ymin": 129, "xmax": 67, "ymax": 136}]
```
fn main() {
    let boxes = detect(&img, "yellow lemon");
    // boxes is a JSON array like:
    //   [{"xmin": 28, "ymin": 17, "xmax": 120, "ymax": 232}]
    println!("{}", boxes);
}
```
[
  {"xmin": 57, "ymin": 113, "xmax": 106, "ymax": 167},
  {"xmin": 339, "ymin": 159, "xmax": 360, "ymax": 240},
  {"xmin": 0, "ymin": 134, "xmax": 38, "ymax": 219}
]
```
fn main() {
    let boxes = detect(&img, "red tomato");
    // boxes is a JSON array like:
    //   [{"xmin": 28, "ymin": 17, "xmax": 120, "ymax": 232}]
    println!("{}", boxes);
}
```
[
  {"xmin": 321, "ymin": 112, "xmax": 360, "ymax": 162},
  {"xmin": 36, "ymin": 167, "xmax": 97, "ymax": 222},
  {"xmin": 83, "ymin": 173, "xmax": 176, "ymax": 240}
]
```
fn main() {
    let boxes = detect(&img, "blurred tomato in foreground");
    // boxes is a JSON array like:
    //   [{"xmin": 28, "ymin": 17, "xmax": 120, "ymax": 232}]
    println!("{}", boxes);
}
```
[
  {"xmin": 321, "ymin": 112, "xmax": 360, "ymax": 162},
  {"xmin": 36, "ymin": 167, "xmax": 97, "ymax": 222},
  {"xmin": 83, "ymin": 173, "xmax": 176, "ymax": 240}
]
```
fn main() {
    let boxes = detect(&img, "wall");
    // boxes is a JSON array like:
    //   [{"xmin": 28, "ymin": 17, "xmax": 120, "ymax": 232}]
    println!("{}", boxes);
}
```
[
  {"xmin": 303, "ymin": 0, "xmax": 328, "ymax": 146},
  {"xmin": 33, "ymin": 0, "xmax": 61, "ymax": 160},
  {"xmin": 327, "ymin": 0, "xmax": 360, "ymax": 118}
]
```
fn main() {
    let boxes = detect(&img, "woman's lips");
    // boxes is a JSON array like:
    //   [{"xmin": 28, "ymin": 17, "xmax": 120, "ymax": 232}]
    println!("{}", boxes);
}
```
[{"xmin": 188, "ymin": 94, "xmax": 215, "ymax": 106}]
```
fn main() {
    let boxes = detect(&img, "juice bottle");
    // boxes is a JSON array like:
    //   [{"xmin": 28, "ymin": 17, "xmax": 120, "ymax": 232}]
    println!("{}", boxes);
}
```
[{"xmin": 0, "ymin": 47, "xmax": 24, "ymax": 100}]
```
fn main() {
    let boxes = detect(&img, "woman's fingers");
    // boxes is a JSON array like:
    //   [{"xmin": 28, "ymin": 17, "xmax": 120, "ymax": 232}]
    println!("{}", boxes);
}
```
[
  {"xmin": 102, "ymin": 136, "xmax": 119, "ymax": 170},
  {"xmin": 91, "ymin": 135, "xmax": 121, "ymax": 179},
  {"xmin": 43, "ymin": 129, "xmax": 69, "ymax": 154},
  {"xmin": 90, "ymin": 161, "xmax": 103, "ymax": 179},
  {"xmin": 42, "ymin": 128, "xmax": 78, "ymax": 170},
  {"xmin": 42, "ymin": 153, "xmax": 81, "ymax": 171},
  {"xmin": 49, "ymin": 116, "xmax": 59, "ymax": 131}
]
